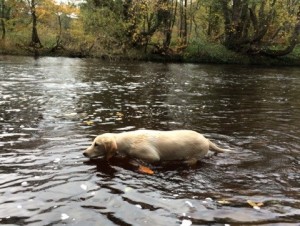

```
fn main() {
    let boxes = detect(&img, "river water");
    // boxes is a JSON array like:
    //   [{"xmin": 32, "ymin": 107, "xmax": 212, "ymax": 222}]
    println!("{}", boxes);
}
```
[{"xmin": 0, "ymin": 56, "xmax": 299, "ymax": 225}]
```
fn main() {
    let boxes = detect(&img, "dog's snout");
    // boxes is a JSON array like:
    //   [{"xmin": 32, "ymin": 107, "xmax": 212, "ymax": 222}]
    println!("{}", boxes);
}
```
[{"xmin": 83, "ymin": 152, "xmax": 88, "ymax": 157}]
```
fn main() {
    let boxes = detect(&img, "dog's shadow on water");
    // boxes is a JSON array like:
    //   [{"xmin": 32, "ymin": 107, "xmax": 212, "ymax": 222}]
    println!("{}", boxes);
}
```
[
  {"xmin": 83, "ymin": 156, "xmax": 208, "ymax": 177},
  {"xmin": 83, "ymin": 157, "xmax": 136, "ymax": 176}
]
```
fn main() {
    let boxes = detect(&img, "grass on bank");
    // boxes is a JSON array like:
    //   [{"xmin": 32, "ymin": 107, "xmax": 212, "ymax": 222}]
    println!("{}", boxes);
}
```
[
  {"xmin": 1, "ymin": 32, "xmax": 300, "ymax": 66},
  {"xmin": 184, "ymin": 40, "xmax": 300, "ymax": 66}
]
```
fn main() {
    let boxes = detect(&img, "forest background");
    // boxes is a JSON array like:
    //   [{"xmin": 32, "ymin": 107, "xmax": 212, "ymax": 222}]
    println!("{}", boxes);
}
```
[{"xmin": 0, "ymin": 0, "xmax": 300, "ymax": 65}]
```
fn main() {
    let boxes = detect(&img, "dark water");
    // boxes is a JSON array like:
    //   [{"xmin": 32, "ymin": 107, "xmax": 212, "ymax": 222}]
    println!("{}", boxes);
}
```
[{"xmin": 0, "ymin": 56, "xmax": 299, "ymax": 225}]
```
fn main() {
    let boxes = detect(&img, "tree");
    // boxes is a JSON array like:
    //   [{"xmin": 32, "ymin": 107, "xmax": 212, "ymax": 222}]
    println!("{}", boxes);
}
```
[
  {"xmin": 262, "ymin": 5, "xmax": 300, "ymax": 56},
  {"xmin": 124, "ymin": 0, "xmax": 181, "ymax": 53},
  {"xmin": 220, "ymin": 0, "xmax": 300, "ymax": 56},
  {"xmin": 0, "ymin": 0, "xmax": 6, "ymax": 39},
  {"xmin": 122, "ymin": 0, "xmax": 171, "ymax": 49},
  {"xmin": 27, "ymin": 0, "xmax": 42, "ymax": 48},
  {"xmin": 79, "ymin": 0, "xmax": 125, "ymax": 55},
  {"xmin": 178, "ymin": 0, "xmax": 187, "ymax": 45},
  {"xmin": 80, "ymin": 0, "xmax": 177, "ymax": 53},
  {"xmin": 0, "ymin": 0, "xmax": 13, "ymax": 39}
]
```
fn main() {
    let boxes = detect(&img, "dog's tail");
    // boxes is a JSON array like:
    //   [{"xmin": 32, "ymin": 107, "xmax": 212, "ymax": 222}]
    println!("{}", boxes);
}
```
[{"xmin": 208, "ymin": 140, "xmax": 231, "ymax": 153}]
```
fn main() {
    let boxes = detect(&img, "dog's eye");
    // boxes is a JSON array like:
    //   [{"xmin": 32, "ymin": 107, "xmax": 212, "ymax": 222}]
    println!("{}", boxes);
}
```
[{"xmin": 94, "ymin": 143, "xmax": 99, "ymax": 147}]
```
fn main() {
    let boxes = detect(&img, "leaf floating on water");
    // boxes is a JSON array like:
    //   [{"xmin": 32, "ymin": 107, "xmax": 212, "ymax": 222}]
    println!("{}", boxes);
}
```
[
  {"xmin": 115, "ymin": 112, "xmax": 124, "ymax": 121},
  {"xmin": 83, "ymin": 120, "xmax": 94, "ymax": 126},
  {"xmin": 116, "ymin": 112, "xmax": 124, "ymax": 117},
  {"xmin": 247, "ymin": 200, "xmax": 263, "ymax": 210},
  {"xmin": 180, "ymin": 219, "xmax": 192, "ymax": 226},
  {"xmin": 138, "ymin": 165, "xmax": 154, "ymax": 175}
]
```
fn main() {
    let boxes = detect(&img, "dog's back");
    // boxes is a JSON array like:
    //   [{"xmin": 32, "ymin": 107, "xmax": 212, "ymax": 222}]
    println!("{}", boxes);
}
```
[{"xmin": 116, "ymin": 130, "xmax": 210, "ymax": 161}]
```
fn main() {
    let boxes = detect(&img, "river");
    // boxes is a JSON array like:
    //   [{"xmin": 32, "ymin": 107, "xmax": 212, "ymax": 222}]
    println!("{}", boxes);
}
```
[{"xmin": 0, "ymin": 55, "xmax": 299, "ymax": 225}]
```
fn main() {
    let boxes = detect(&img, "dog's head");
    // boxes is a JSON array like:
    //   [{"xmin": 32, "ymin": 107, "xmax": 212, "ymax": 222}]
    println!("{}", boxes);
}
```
[{"xmin": 83, "ymin": 133, "xmax": 117, "ymax": 160}]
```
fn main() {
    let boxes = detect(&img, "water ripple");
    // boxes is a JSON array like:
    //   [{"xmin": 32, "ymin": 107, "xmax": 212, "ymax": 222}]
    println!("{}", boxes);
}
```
[{"xmin": 0, "ymin": 57, "xmax": 300, "ymax": 225}]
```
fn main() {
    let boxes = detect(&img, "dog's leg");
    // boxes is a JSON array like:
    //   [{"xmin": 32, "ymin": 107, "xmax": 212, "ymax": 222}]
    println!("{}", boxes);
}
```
[
  {"xmin": 128, "ymin": 159, "xmax": 140, "ymax": 167},
  {"xmin": 184, "ymin": 158, "xmax": 198, "ymax": 166}
]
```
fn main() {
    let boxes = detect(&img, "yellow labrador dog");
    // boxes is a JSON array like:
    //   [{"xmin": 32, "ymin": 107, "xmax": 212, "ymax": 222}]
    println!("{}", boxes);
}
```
[{"xmin": 83, "ymin": 130, "xmax": 231, "ymax": 165}]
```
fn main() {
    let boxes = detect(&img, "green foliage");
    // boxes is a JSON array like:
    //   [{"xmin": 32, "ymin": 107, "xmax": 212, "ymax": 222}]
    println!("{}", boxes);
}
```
[
  {"xmin": 185, "ymin": 39, "xmax": 300, "ymax": 66},
  {"xmin": 79, "ymin": 0, "xmax": 127, "ymax": 56},
  {"xmin": 1, "ymin": 0, "xmax": 299, "ymax": 64},
  {"xmin": 185, "ymin": 39, "xmax": 243, "ymax": 64}
]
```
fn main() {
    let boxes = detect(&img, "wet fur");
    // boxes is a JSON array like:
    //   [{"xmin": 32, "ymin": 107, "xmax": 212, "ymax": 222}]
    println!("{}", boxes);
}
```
[{"xmin": 83, "ymin": 130, "xmax": 231, "ymax": 165}]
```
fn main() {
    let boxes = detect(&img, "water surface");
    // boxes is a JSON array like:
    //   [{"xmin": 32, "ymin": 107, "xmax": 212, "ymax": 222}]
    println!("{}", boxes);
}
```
[{"xmin": 0, "ymin": 56, "xmax": 299, "ymax": 225}]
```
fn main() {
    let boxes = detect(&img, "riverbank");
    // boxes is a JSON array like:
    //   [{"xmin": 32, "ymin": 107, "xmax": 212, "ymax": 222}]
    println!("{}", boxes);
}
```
[{"xmin": 1, "ymin": 40, "xmax": 300, "ymax": 66}]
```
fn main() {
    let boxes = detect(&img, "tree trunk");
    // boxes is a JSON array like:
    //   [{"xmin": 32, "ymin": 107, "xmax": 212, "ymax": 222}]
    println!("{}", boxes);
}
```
[
  {"xmin": 1, "ymin": 18, "xmax": 5, "ymax": 39},
  {"xmin": 261, "ymin": 11, "xmax": 300, "ymax": 57},
  {"xmin": 221, "ymin": 0, "xmax": 249, "ymax": 51},
  {"xmin": 207, "ymin": 6, "xmax": 212, "ymax": 36},
  {"xmin": 220, "ymin": 0, "xmax": 298, "ymax": 57},
  {"xmin": 183, "ymin": 0, "xmax": 187, "ymax": 45},
  {"xmin": 162, "ymin": 0, "xmax": 176, "ymax": 49},
  {"xmin": 0, "ymin": 0, "xmax": 5, "ymax": 39},
  {"xmin": 122, "ymin": 0, "xmax": 132, "ymax": 20},
  {"xmin": 51, "ymin": 14, "xmax": 64, "ymax": 53},
  {"xmin": 178, "ymin": 0, "xmax": 188, "ymax": 45},
  {"xmin": 29, "ymin": 0, "xmax": 42, "ymax": 48}
]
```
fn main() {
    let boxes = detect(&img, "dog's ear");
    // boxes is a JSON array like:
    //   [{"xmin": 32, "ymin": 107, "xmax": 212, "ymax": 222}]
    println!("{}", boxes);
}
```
[{"xmin": 104, "ymin": 137, "xmax": 118, "ymax": 161}]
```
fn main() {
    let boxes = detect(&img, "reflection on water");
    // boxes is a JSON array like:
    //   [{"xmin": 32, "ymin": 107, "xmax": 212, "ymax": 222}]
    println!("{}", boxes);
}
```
[{"xmin": 0, "ymin": 56, "xmax": 299, "ymax": 225}]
